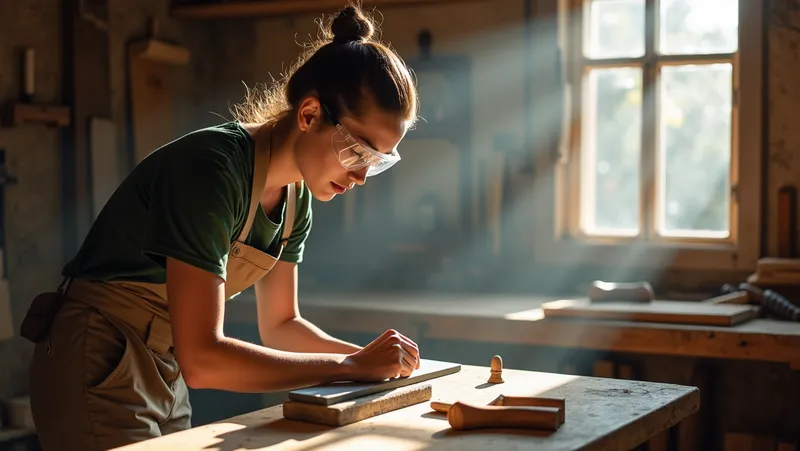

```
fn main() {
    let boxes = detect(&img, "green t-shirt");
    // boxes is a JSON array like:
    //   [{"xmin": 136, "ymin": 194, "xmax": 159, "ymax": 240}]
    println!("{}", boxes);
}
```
[{"xmin": 62, "ymin": 122, "xmax": 313, "ymax": 284}]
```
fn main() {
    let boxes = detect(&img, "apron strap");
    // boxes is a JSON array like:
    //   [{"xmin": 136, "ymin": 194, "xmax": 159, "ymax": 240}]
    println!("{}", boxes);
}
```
[
  {"xmin": 280, "ymin": 181, "xmax": 300, "ymax": 246},
  {"xmin": 238, "ymin": 125, "xmax": 271, "ymax": 242}
]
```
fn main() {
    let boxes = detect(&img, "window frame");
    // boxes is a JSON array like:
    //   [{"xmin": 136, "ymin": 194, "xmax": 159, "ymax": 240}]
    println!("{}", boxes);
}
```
[{"xmin": 532, "ymin": 0, "xmax": 763, "ymax": 272}]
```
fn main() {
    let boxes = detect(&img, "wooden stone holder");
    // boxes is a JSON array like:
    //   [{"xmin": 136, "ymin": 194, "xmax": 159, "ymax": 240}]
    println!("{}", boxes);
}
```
[{"xmin": 431, "ymin": 394, "xmax": 566, "ymax": 431}]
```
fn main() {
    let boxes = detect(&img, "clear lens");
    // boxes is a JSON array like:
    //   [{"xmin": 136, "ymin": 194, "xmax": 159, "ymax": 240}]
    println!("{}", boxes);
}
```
[{"xmin": 331, "ymin": 125, "xmax": 400, "ymax": 176}]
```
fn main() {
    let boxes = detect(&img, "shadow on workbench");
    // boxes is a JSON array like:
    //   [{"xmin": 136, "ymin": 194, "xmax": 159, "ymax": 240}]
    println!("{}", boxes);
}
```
[
  {"xmin": 205, "ymin": 411, "xmax": 556, "ymax": 451},
  {"xmin": 419, "ymin": 410, "xmax": 556, "ymax": 438}
]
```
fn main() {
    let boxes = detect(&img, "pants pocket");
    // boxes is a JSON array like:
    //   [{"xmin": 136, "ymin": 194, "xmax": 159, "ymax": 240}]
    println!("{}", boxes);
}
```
[
  {"xmin": 20, "ymin": 291, "xmax": 64, "ymax": 343},
  {"xmin": 83, "ymin": 309, "xmax": 132, "ymax": 390}
]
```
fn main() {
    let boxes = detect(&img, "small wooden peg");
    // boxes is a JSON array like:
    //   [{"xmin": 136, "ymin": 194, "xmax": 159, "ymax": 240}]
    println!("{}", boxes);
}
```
[{"xmin": 489, "ymin": 355, "xmax": 504, "ymax": 383}]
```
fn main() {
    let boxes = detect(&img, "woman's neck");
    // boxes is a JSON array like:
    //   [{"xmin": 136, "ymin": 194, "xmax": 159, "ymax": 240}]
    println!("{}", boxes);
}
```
[{"xmin": 247, "ymin": 117, "xmax": 302, "ymax": 197}]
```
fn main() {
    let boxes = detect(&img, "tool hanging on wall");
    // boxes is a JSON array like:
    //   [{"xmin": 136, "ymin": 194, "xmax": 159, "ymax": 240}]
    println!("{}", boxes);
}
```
[{"xmin": 127, "ymin": 17, "xmax": 190, "ymax": 165}]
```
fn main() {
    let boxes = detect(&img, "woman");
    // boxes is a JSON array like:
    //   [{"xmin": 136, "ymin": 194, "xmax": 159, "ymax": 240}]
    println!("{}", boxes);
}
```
[{"xmin": 23, "ymin": 4, "xmax": 421, "ymax": 450}]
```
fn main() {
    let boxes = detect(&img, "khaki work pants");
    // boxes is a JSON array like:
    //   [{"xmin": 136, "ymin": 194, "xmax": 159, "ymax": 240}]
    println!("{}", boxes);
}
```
[{"xmin": 28, "ymin": 279, "xmax": 191, "ymax": 451}]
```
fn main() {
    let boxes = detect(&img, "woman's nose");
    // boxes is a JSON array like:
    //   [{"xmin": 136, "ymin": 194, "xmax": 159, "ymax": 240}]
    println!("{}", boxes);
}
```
[{"xmin": 348, "ymin": 167, "xmax": 368, "ymax": 186}]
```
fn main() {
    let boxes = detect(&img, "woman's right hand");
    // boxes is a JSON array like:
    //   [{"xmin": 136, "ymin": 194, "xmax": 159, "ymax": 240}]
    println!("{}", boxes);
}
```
[{"xmin": 345, "ymin": 329, "xmax": 421, "ymax": 382}]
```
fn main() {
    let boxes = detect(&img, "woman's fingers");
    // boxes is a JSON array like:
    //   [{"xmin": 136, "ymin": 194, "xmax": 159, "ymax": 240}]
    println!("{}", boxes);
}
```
[
  {"xmin": 386, "ymin": 330, "xmax": 419, "ymax": 361},
  {"xmin": 399, "ymin": 347, "xmax": 417, "ymax": 377}
]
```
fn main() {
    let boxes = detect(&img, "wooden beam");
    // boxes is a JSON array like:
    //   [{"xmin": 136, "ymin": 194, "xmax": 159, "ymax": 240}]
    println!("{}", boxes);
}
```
[
  {"xmin": 172, "ymin": 0, "xmax": 489, "ymax": 19},
  {"xmin": 62, "ymin": 0, "xmax": 111, "ymax": 256}
]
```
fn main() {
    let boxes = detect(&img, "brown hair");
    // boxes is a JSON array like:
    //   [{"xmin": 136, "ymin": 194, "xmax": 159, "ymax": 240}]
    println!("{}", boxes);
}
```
[{"xmin": 230, "ymin": 2, "xmax": 419, "ymax": 129}]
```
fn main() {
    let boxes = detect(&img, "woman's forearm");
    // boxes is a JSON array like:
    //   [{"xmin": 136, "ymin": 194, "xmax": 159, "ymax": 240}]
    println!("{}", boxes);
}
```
[
  {"xmin": 261, "ymin": 317, "xmax": 363, "ymax": 354},
  {"xmin": 180, "ymin": 337, "xmax": 354, "ymax": 392}
]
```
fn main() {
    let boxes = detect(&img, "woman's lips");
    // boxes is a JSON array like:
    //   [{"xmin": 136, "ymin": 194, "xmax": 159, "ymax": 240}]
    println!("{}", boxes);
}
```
[{"xmin": 331, "ymin": 182, "xmax": 347, "ymax": 194}]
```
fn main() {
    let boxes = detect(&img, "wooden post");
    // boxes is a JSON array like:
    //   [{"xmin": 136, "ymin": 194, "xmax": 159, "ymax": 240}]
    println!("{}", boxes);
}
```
[{"xmin": 61, "ymin": 0, "xmax": 111, "ymax": 257}]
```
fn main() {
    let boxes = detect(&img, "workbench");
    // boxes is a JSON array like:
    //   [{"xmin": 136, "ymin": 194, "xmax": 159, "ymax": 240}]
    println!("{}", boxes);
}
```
[
  {"xmin": 114, "ymin": 364, "xmax": 699, "ymax": 451},
  {"xmin": 226, "ymin": 293, "xmax": 800, "ymax": 370}
]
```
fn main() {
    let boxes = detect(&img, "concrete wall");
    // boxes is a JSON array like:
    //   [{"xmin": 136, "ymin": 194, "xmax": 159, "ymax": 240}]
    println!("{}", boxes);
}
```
[
  {"xmin": 0, "ymin": 0, "xmax": 65, "ymax": 400},
  {"xmin": 1, "ymin": 0, "xmax": 800, "ymax": 444}
]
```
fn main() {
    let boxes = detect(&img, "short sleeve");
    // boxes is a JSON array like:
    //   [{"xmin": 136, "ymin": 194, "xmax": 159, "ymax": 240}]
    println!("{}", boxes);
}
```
[
  {"xmin": 141, "ymin": 141, "xmax": 247, "ymax": 280},
  {"xmin": 279, "ymin": 182, "xmax": 313, "ymax": 264}
]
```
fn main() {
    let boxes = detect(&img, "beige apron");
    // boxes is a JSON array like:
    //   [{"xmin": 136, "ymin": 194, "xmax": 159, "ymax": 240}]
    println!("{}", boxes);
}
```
[{"xmin": 28, "ymin": 127, "xmax": 298, "ymax": 451}]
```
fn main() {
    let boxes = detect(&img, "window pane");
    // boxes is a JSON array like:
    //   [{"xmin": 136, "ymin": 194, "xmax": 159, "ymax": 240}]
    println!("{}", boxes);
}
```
[
  {"xmin": 586, "ymin": 0, "xmax": 645, "ymax": 59},
  {"xmin": 657, "ymin": 64, "xmax": 732, "ymax": 237},
  {"xmin": 581, "ymin": 67, "xmax": 642, "ymax": 236},
  {"xmin": 659, "ymin": 0, "xmax": 738, "ymax": 55}
]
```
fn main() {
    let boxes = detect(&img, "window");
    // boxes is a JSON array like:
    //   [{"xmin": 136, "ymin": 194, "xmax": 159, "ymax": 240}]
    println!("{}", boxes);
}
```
[{"xmin": 536, "ymin": 0, "xmax": 762, "ymax": 271}]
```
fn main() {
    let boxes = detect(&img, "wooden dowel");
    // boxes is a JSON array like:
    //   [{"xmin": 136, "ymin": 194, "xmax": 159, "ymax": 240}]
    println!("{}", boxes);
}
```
[
  {"xmin": 493, "ymin": 395, "xmax": 566, "ymax": 424},
  {"xmin": 447, "ymin": 401, "xmax": 560, "ymax": 431}
]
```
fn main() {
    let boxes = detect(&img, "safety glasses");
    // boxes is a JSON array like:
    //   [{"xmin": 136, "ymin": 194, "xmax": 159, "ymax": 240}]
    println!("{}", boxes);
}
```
[{"xmin": 322, "ymin": 104, "xmax": 401, "ymax": 177}]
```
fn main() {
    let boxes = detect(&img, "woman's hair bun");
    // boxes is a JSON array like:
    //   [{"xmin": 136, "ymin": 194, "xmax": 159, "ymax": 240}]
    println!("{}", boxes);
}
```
[{"xmin": 330, "ymin": 5, "xmax": 374, "ymax": 44}]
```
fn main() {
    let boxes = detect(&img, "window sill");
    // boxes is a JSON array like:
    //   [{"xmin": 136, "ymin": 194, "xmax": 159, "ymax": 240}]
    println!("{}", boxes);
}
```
[{"xmin": 533, "ymin": 236, "xmax": 757, "ymax": 272}]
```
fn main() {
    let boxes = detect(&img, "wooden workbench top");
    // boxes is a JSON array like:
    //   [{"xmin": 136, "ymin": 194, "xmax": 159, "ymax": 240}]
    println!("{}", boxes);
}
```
[
  {"xmin": 227, "ymin": 292, "xmax": 800, "ymax": 369},
  {"xmin": 113, "ymin": 364, "xmax": 699, "ymax": 451}
]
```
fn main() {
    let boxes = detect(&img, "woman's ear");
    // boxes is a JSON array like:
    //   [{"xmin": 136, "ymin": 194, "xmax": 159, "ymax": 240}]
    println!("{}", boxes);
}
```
[{"xmin": 297, "ymin": 96, "xmax": 322, "ymax": 132}]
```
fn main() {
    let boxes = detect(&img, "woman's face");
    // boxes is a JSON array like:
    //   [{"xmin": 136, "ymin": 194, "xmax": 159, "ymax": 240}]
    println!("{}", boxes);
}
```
[{"xmin": 294, "ymin": 96, "xmax": 407, "ymax": 202}]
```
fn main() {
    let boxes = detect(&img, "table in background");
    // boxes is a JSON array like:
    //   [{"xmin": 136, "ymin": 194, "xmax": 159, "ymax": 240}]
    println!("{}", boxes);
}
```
[{"xmin": 226, "ymin": 293, "xmax": 800, "ymax": 369}]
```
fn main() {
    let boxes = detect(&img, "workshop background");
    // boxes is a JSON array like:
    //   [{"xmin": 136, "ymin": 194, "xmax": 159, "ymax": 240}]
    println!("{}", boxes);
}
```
[{"xmin": 1, "ymin": 0, "xmax": 799, "ymax": 450}]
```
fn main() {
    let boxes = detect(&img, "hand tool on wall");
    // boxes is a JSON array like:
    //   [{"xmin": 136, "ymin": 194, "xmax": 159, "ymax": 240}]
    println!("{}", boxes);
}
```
[{"xmin": 588, "ymin": 280, "xmax": 655, "ymax": 303}]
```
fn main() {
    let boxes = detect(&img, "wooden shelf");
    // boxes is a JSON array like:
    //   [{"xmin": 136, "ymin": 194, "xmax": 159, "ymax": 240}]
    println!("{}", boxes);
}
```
[
  {"xmin": 3, "ymin": 103, "xmax": 71, "ymax": 128},
  {"xmin": 171, "ymin": 0, "xmax": 481, "ymax": 19}
]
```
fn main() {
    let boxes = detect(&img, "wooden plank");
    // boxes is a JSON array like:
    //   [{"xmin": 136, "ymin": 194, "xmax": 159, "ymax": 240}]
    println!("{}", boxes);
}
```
[
  {"xmin": 288, "ymin": 359, "xmax": 460, "ymax": 406},
  {"xmin": 282, "ymin": 382, "xmax": 432, "ymax": 426},
  {"xmin": 542, "ymin": 299, "xmax": 758, "ymax": 326},
  {"xmin": 10, "ymin": 103, "xmax": 70, "ymax": 127},
  {"xmin": 172, "ymin": 0, "xmax": 491, "ymax": 19},
  {"xmin": 113, "ymin": 365, "xmax": 700, "ymax": 451},
  {"xmin": 702, "ymin": 291, "xmax": 751, "ymax": 305}
]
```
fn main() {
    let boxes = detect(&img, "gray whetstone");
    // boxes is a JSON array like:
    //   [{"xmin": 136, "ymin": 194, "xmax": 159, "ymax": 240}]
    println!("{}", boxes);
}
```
[
  {"xmin": 282, "ymin": 382, "xmax": 433, "ymax": 426},
  {"xmin": 287, "ymin": 359, "xmax": 461, "ymax": 406}
]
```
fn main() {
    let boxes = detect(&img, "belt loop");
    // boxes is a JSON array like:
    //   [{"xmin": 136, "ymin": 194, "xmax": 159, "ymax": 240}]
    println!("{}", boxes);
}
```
[{"xmin": 146, "ymin": 315, "xmax": 173, "ymax": 355}]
